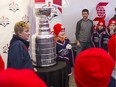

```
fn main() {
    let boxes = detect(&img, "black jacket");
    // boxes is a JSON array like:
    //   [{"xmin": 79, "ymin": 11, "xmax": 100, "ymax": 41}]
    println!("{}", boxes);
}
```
[{"xmin": 7, "ymin": 35, "xmax": 33, "ymax": 69}]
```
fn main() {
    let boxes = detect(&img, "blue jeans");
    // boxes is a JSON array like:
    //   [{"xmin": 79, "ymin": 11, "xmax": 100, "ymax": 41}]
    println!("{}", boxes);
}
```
[{"xmin": 76, "ymin": 42, "xmax": 92, "ymax": 57}]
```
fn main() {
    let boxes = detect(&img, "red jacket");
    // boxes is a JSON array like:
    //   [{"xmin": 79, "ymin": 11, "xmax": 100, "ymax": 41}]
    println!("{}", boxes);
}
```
[{"xmin": 0, "ymin": 55, "xmax": 4, "ymax": 70}]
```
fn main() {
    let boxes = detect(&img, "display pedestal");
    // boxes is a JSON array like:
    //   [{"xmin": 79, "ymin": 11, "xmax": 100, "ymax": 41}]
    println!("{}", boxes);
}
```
[{"xmin": 35, "ymin": 61, "xmax": 69, "ymax": 87}]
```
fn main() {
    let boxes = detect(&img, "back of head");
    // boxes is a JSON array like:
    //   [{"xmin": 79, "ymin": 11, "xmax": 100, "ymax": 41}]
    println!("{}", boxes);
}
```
[
  {"xmin": 0, "ymin": 68, "xmax": 47, "ymax": 87},
  {"xmin": 108, "ymin": 34, "xmax": 116, "ymax": 61},
  {"xmin": 14, "ymin": 21, "xmax": 30, "ymax": 35},
  {"xmin": 74, "ymin": 48, "xmax": 114, "ymax": 87}
]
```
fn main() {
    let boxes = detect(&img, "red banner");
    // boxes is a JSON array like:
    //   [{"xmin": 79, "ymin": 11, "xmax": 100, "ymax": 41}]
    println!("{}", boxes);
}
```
[{"xmin": 35, "ymin": 0, "xmax": 45, "ymax": 3}]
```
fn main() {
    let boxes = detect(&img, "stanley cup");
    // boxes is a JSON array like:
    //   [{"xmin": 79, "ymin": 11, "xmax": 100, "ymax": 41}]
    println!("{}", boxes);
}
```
[{"xmin": 32, "ymin": 8, "xmax": 57, "ymax": 67}]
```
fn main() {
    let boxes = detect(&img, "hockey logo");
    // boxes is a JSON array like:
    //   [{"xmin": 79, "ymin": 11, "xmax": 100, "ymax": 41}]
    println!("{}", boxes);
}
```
[
  {"xmin": 94, "ymin": 2, "xmax": 108, "ymax": 21},
  {"xmin": 42, "ymin": 1, "xmax": 61, "ymax": 21},
  {"xmin": 3, "ymin": 43, "xmax": 9, "ymax": 54},
  {"xmin": 0, "ymin": 16, "xmax": 10, "ymax": 27},
  {"xmin": 42, "ymin": 2, "xmax": 58, "ymax": 21},
  {"xmin": 35, "ymin": 0, "xmax": 62, "ymax": 21},
  {"xmin": 9, "ymin": 1, "xmax": 19, "ymax": 12},
  {"xmin": 22, "ymin": 15, "xmax": 29, "ymax": 23}
]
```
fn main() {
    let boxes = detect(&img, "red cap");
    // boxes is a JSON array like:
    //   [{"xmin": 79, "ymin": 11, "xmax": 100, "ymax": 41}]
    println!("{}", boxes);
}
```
[
  {"xmin": 108, "ymin": 34, "xmax": 116, "ymax": 61},
  {"xmin": 74, "ymin": 48, "xmax": 114, "ymax": 87},
  {"xmin": 0, "ymin": 68, "xmax": 47, "ymax": 87},
  {"xmin": 0, "ymin": 55, "xmax": 4, "ymax": 70},
  {"xmin": 97, "ymin": 19, "xmax": 106, "ymax": 27},
  {"xmin": 108, "ymin": 19, "xmax": 116, "ymax": 27},
  {"xmin": 53, "ymin": 23, "xmax": 65, "ymax": 36}
]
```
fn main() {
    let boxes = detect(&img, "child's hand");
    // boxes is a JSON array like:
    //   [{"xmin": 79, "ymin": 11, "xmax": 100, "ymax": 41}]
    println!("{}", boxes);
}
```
[
  {"xmin": 77, "ymin": 41, "xmax": 81, "ymax": 47},
  {"xmin": 66, "ymin": 44, "xmax": 72, "ymax": 49}
]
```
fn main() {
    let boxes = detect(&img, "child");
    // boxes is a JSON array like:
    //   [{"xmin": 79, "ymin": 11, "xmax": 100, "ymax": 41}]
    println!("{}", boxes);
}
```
[
  {"xmin": 0, "ymin": 68, "xmax": 47, "ymax": 87},
  {"xmin": 91, "ymin": 19, "xmax": 110, "ymax": 51},
  {"xmin": 74, "ymin": 48, "xmax": 114, "ymax": 87},
  {"xmin": 53, "ymin": 23, "xmax": 74, "ymax": 76},
  {"xmin": 108, "ymin": 34, "xmax": 116, "ymax": 87},
  {"xmin": 0, "ymin": 54, "xmax": 4, "ymax": 70},
  {"xmin": 7, "ymin": 21, "xmax": 33, "ymax": 70},
  {"xmin": 91, "ymin": 25, "xmax": 99, "ymax": 48},
  {"xmin": 108, "ymin": 19, "xmax": 116, "ymax": 36}
]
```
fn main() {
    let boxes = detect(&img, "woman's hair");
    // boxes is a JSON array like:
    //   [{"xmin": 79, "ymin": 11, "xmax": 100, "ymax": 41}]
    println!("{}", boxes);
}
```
[{"xmin": 14, "ymin": 21, "xmax": 30, "ymax": 35}]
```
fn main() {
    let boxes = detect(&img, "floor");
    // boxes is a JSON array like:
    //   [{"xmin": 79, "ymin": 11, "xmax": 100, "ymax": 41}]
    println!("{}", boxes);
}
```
[{"xmin": 69, "ymin": 68, "xmax": 77, "ymax": 87}]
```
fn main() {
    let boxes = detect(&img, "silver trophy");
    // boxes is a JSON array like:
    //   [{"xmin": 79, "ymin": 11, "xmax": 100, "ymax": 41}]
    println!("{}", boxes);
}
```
[{"xmin": 32, "ymin": 8, "xmax": 56, "ymax": 67}]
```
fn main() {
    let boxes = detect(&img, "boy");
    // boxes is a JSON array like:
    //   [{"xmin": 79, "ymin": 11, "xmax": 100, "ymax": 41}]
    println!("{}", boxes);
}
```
[
  {"xmin": 53, "ymin": 23, "xmax": 74, "ymax": 76},
  {"xmin": 91, "ymin": 19, "xmax": 110, "ymax": 51},
  {"xmin": 7, "ymin": 21, "xmax": 33, "ymax": 69},
  {"xmin": 108, "ymin": 19, "xmax": 116, "ymax": 35}
]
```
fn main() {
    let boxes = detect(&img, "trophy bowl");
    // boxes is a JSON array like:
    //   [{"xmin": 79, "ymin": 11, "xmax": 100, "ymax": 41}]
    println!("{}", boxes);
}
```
[{"xmin": 35, "ymin": 8, "xmax": 51, "ymax": 17}]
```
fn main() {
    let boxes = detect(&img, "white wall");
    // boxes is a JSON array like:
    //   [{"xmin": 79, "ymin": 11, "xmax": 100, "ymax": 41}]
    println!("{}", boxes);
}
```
[
  {"xmin": 0, "ymin": 0, "xmax": 62, "ymax": 68},
  {"xmin": 0, "ymin": 0, "xmax": 115, "ymax": 68},
  {"xmin": 62, "ymin": 0, "xmax": 116, "ymax": 42}
]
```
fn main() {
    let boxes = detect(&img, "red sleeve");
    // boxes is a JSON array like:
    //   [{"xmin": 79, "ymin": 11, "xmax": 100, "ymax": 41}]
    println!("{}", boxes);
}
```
[{"xmin": 0, "ymin": 55, "xmax": 4, "ymax": 70}]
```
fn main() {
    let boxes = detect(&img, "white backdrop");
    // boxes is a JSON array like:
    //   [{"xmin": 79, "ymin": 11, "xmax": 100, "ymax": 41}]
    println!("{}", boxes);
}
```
[
  {"xmin": 0, "ymin": 0, "xmax": 62, "ymax": 68},
  {"xmin": 0, "ymin": 0, "xmax": 35, "ymax": 68},
  {"xmin": 0, "ymin": 0, "xmax": 115, "ymax": 68},
  {"xmin": 62, "ymin": 0, "xmax": 116, "ymax": 43}
]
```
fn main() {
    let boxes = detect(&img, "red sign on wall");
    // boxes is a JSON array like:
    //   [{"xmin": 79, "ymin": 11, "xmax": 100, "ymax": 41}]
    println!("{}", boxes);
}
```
[{"xmin": 35, "ymin": 0, "xmax": 45, "ymax": 3}]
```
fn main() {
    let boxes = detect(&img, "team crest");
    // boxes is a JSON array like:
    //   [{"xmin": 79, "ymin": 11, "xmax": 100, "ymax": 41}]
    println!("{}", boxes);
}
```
[
  {"xmin": 0, "ymin": 16, "xmax": 10, "ymax": 27},
  {"xmin": 22, "ymin": 15, "xmax": 29, "ymax": 23},
  {"xmin": 41, "ymin": 1, "xmax": 58, "ymax": 21},
  {"xmin": 3, "ymin": 43, "xmax": 9, "ymax": 54},
  {"xmin": 35, "ymin": 0, "xmax": 62, "ymax": 21},
  {"xmin": 9, "ymin": 1, "xmax": 19, "ymax": 12}
]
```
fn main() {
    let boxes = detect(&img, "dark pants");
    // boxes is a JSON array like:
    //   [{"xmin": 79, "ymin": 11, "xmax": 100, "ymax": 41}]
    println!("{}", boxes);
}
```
[
  {"xmin": 108, "ymin": 77, "xmax": 116, "ymax": 87},
  {"xmin": 76, "ymin": 42, "xmax": 92, "ymax": 57}
]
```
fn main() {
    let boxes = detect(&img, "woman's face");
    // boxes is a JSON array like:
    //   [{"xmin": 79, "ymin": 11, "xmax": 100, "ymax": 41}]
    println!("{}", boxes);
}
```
[
  {"xmin": 18, "ymin": 28, "xmax": 30, "ymax": 41},
  {"xmin": 58, "ymin": 29, "xmax": 65, "ymax": 37}
]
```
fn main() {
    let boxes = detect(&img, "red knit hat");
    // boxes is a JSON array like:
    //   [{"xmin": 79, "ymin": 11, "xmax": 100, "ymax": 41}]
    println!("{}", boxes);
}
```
[
  {"xmin": 108, "ymin": 19, "xmax": 116, "ymax": 27},
  {"xmin": 53, "ymin": 23, "xmax": 65, "ymax": 36},
  {"xmin": 74, "ymin": 48, "xmax": 114, "ymax": 87},
  {"xmin": 0, "ymin": 68, "xmax": 47, "ymax": 87},
  {"xmin": 0, "ymin": 55, "xmax": 4, "ymax": 70},
  {"xmin": 108, "ymin": 34, "xmax": 116, "ymax": 61},
  {"xmin": 97, "ymin": 19, "xmax": 106, "ymax": 27}
]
